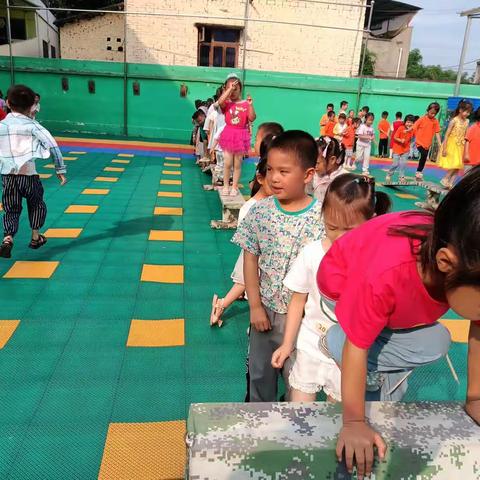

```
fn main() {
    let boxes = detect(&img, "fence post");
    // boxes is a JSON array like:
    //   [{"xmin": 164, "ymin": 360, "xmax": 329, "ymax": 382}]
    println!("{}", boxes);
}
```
[
  {"xmin": 123, "ymin": 10, "xmax": 128, "ymax": 137},
  {"xmin": 6, "ymin": 0, "xmax": 15, "ymax": 85},
  {"xmin": 356, "ymin": 0, "xmax": 374, "ymax": 112},
  {"xmin": 241, "ymin": 0, "xmax": 250, "ymax": 87}
]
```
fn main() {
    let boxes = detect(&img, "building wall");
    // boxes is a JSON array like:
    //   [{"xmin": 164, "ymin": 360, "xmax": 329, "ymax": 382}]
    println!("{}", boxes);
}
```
[
  {"xmin": 124, "ymin": 0, "xmax": 366, "ymax": 77},
  {"xmin": 59, "ymin": 14, "xmax": 124, "ymax": 62},
  {"xmin": 368, "ymin": 27, "xmax": 413, "ymax": 79}
]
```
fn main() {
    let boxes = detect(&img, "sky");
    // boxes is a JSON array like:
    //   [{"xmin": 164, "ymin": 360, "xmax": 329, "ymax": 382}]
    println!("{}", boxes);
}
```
[{"xmin": 409, "ymin": 0, "xmax": 480, "ymax": 74}]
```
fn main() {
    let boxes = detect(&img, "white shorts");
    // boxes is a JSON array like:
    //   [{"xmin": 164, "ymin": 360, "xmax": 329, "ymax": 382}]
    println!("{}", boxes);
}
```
[
  {"xmin": 230, "ymin": 250, "xmax": 244, "ymax": 285},
  {"xmin": 289, "ymin": 325, "xmax": 341, "ymax": 400}
]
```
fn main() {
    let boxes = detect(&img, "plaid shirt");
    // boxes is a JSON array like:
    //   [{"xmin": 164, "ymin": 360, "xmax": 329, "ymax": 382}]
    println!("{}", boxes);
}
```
[{"xmin": 0, "ymin": 112, "xmax": 65, "ymax": 175}]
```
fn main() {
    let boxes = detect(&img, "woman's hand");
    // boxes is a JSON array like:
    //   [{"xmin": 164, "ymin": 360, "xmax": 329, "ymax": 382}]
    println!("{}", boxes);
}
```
[{"xmin": 337, "ymin": 421, "xmax": 387, "ymax": 480}]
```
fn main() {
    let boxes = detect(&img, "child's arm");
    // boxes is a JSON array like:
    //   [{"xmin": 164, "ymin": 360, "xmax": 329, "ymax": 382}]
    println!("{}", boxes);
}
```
[
  {"xmin": 271, "ymin": 292, "xmax": 307, "ymax": 368},
  {"xmin": 394, "ymin": 132, "xmax": 405, "ymax": 144},
  {"xmin": 338, "ymin": 339, "xmax": 387, "ymax": 478},
  {"xmin": 440, "ymin": 123, "xmax": 452, "ymax": 156},
  {"xmin": 217, "ymin": 82, "xmax": 236, "ymax": 109},
  {"xmin": 464, "ymin": 140, "xmax": 470, "ymax": 163},
  {"xmin": 244, "ymin": 251, "xmax": 271, "ymax": 332},
  {"xmin": 34, "ymin": 124, "xmax": 67, "ymax": 185},
  {"xmin": 247, "ymin": 94, "xmax": 256, "ymax": 123},
  {"xmin": 466, "ymin": 321, "xmax": 480, "ymax": 425}
]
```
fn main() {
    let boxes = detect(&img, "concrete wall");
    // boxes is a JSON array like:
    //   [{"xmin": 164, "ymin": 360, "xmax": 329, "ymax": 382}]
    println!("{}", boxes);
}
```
[
  {"xmin": 368, "ymin": 27, "xmax": 412, "ymax": 79},
  {"xmin": 124, "ymin": 0, "xmax": 366, "ymax": 77},
  {"xmin": 59, "ymin": 14, "xmax": 124, "ymax": 62}
]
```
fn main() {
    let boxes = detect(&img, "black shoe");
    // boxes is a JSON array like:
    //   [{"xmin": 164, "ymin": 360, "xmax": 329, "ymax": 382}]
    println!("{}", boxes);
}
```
[
  {"xmin": 29, "ymin": 234, "xmax": 47, "ymax": 250},
  {"xmin": 0, "ymin": 239, "xmax": 13, "ymax": 258}
]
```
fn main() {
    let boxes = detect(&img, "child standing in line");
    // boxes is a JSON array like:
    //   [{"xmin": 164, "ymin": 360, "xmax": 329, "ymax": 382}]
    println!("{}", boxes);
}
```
[
  {"xmin": 323, "ymin": 111, "xmax": 336, "ymax": 138},
  {"xmin": 377, "ymin": 111, "xmax": 390, "ymax": 158},
  {"xmin": 355, "ymin": 112, "xmax": 375, "ymax": 175},
  {"xmin": 339, "ymin": 100, "xmax": 349, "ymax": 116},
  {"xmin": 413, "ymin": 102, "xmax": 442, "ymax": 181},
  {"xmin": 343, "ymin": 118, "xmax": 360, "ymax": 169},
  {"xmin": 333, "ymin": 113, "xmax": 347, "ymax": 143},
  {"xmin": 318, "ymin": 168, "xmax": 480, "ymax": 478},
  {"xmin": 0, "ymin": 85, "xmax": 66, "ymax": 258},
  {"xmin": 30, "ymin": 93, "xmax": 41, "ymax": 120},
  {"xmin": 385, "ymin": 114, "xmax": 415, "ymax": 184},
  {"xmin": 210, "ymin": 123, "xmax": 284, "ymax": 327},
  {"xmin": 233, "ymin": 130, "xmax": 324, "ymax": 402},
  {"xmin": 347, "ymin": 109, "xmax": 355, "ymax": 126},
  {"xmin": 217, "ymin": 73, "xmax": 256, "ymax": 197},
  {"xmin": 271, "ymin": 174, "xmax": 391, "ymax": 402},
  {"xmin": 464, "ymin": 107, "xmax": 480, "ymax": 171},
  {"xmin": 320, "ymin": 103, "xmax": 334, "ymax": 136},
  {"xmin": 192, "ymin": 109, "xmax": 208, "ymax": 163},
  {"xmin": 438, "ymin": 99, "xmax": 473, "ymax": 189},
  {"xmin": 389, "ymin": 111, "xmax": 403, "ymax": 158}
]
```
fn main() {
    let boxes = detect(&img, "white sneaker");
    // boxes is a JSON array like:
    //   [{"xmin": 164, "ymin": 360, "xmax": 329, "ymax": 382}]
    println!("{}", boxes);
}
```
[
  {"xmin": 385, "ymin": 174, "xmax": 392, "ymax": 184},
  {"xmin": 362, "ymin": 170, "xmax": 370, "ymax": 176}
]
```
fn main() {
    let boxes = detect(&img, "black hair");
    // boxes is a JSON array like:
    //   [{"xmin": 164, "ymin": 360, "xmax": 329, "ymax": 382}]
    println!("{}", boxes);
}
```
[
  {"xmin": 366, "ymin": 112, "xmax": 375, "ymax": 121},
  {"xmin": 327, "ymin": 110, "xmax": 336, "ymax": 118},
  {"xmin": 382, "ymin": 111, "xmax": 388, "ymax": 117},
  {"xmin": 213, "ymin": 86, "xmax": 223, "ymax": 101},
  {"xmin": 34, "ymin": 93, "xmax": 40, "ymax": 99},
  {"xmin": 224, "ymin": 77, "xmax": 242, "ymax": 90},
  {"xmin": 268, "ymin": 130, "xmax": 318, "ymax": 170},
  {"xmin": 338, "ymin": 113, "xmax": 347, "ymax": 120},
  {"xmin": 194, "ymin": 99, "xmax": 202, "ymax": 109},
  {"xmin": 205, "ymin": 97, "xmax": 214, "ymax": 107},
  {"xmin": 352, "ymin": 117, "xmax": 361, "ymax": 124},
  {"xmin": 414, "ymin": 115, "xmax": 420, "ymax": 122},
  {"xmin": 404, "ymin": 114, "xmax": 415, "ymax": 123},
  {"xmin": 323, "ymin": 173, "xmax": 391, "ymax": 221},
  {"xmin": 251, "ymin": 134, "xmax": 276, "ymax": 195},
  {"xmin": 192, "ymin": 109, "xmax": 205, "ymax": 121},
  {"xmin": 316, "ymin": 136, "xmax": 346, "ymax": 167},
  {"xmin": 362, "ymin": 106, "xmax": 370, "ymax": 113},
  {"xmin": 0, "ymin": 90, "xmax": 4, "ymax": 99},
  {"xmin": 327, "ymin": 103, "xmax": 334, "ymax": 109},
  {"xmin": 453, "ymin": 99, "xmax": 473, "ymax": 118},
  {"xmin": 257, "ymin": 122, "xmax": 284, "ymax": 138},
  {"xmin": 340, "ymin": 100, "xmax": 348, "ymax": 108},
  {"xmin": 474, "ymin": 107, "xmax": 480, "ymax": 122},
  {"xmin": 7, "ymin": 84, "xmax": 35, "ymax": 113},
  {"xmin": 427, "ymin": 102, "xmax": 440, "ymax": 114},
  {"xmin": 396, "ymin": 111, "xmax": 402, "ymax": 119},
  {"xmin": 389, "ymin": 165, "xmax": 480, "ymax": 290}
]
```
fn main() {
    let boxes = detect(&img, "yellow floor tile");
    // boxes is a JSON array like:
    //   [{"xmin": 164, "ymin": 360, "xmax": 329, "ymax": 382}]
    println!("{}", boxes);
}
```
[
  {"xmin": 65, "ymin": 205, "xmax": 98, "ymax": 214},
  {"xmin": 157, "ymin": 191, "xmax": 182, "ymax": 198},
  {"xmin": 0, "ymin": 320, "xmax": 20, "ymax": 348},
  {"xmin": 127, "ymin": 319, "xmax": 185, "ymax": 347},
  {"xmin": 43, "ymin": 164, "xmax": 55, "ymax": 169},
  {"xmin": 165, "ymin": 156, "xmax": 180, "ymax": 161},
  {"xmin": 117, "ymin": 153, "xmax": 134, "ymax": 157},
  {"xmin": 148, "ymin": 230, "xmax": 183, "ymax": 242},
  {"xmin": 153, "ymin": 207, "xmax": 183, "ymax": 216},
  {"xmin": 82, "ymin": 188, "xmax": 110, "ymax": 195},
  {"xmin": 112, "ymin": 159, "xmax": 130, "ymax": 164},
  {"xmin": 38, "ymin": 173, "xmax": 52, "ymax": 179},
  {"xmin": 3, "ymin": 261, "xmax": 59, "ymax": 279},
  {"xmin": 162, "ymin": 170, "xmax": 181, "ymax": 175},
  {"xmin": 95, "ymin": 177, "xmax": 119, "ymax": 183},
  {"xmin": 63, "ymin": 157, "xmax": 78, "ymax": 161},
  {"xmin": 45, "ymin": 228, "xmax": 83, "ymax": 238},
  {"xmin": 140, "ymin": 265, "xmax": 184, "ymax": 283},
  {"xmin": 69, "ymin": 151, "xmax": 86, "ymax": 154},
  {"xmin": 98, "ymin": 420, "xmax": 186, "ymax": 480},
  {"xmin": 164, "ymin": 162, "xmax": 181, "ymax": 167},
  {"xmin": 440, "ymin": 319, "xmax": 470, "ymax": 343},
  {"xmin": 395, "ymin": 193, "xmax": 418, "ymax": 200},
  {"xmin": 160, "ymin": 179, "xmax": 181, "ymax": 185},
  {"xmin": 104, "ymin": 167, "xmax": 125, "ymax": 173}
]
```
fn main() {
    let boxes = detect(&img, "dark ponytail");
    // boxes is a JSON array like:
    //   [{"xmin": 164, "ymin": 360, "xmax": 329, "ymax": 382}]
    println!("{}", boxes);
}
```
[
  {"xmin": 374, "ymin": 191, "xmax": 392, "ymax": 216},
  {"xmin": 316, "ymin": 136, "xmax": 346, "ymax": 167},
  {"xmin": 250, "ymin": 134, "xmax": 276, "ymax": 196}
]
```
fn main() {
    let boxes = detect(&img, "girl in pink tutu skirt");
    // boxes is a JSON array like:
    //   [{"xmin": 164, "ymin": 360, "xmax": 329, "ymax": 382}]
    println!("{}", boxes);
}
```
[{"xmin": 217, "ymin": 73, "xmax": 256, "ymax": 196}]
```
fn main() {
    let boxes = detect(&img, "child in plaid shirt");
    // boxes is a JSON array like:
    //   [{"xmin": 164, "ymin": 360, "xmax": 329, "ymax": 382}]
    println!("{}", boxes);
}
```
[{"xmin": 0, "ymin": 85, "xmax": 66, "ymax": 258}]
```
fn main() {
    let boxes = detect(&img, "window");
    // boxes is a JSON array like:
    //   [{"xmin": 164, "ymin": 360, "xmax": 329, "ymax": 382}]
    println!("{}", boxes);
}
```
[
  {"xmin": 51, "ymin": 45, "xmax": 56, "ymax": 58},
  {"xmin": 197, "ymin": 26, "xmax": 240, "ymax": 68},
  {"xmin": 10, "ymin": 18, "xmax": 26, "ymax": 40},
  {"xmin": 42, "ymin": 40, "xmax": 49, "ymax": 58}
]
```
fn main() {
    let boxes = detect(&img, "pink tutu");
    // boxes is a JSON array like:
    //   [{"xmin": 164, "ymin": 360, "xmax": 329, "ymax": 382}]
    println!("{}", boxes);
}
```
[{"xmin": 219, "ymin": 125, "xmax": 251, "ymax": 155}]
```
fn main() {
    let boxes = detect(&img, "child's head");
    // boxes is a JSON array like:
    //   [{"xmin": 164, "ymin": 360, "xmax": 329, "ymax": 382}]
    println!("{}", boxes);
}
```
[
  {"xmin": 454, "ymin": 99, "xmax": 473, "ymax": 119},
  {"xmin": 192, "ymin": 109, "xmax": 205, "ymax": 126},
  {"xmin": 267, "ymin": 130, "xmax": 317, "ymax": 201},
  {"xmin": 352, "ymin": 117, "xmax": 361, "ymax": 128},
  {"xmin": 362, "ymin": 106, "xmax": 370, "ymax": 114},
  {"xmin": 365, "ymin": 112, "xmax": 375, "ymax": 126},
  {"xmin": 315, "ymin": 137, "xmax": 346, "ymax": 177},
  {"xmin": 323, "ymin": 173, "xmax": 391, "ymax": 242},
  {"xmin": 474, "ymin": 107, "xmax": 480, "ymax": 122},
  {"xmin": 396, "ymin": 111, "xmax": 402, "ymax": 120},
  {"xmin": 340, "ymin": 100, "xmax": 348, "ymax": 111},
  {"xmin": 381, "ymin": 111, "xmax": 388, "ymax": 119},
  {"xmin": 327, "ymin": 110, "xmax": 336, "ymax": 121},
  {"xmin": 348, "ymin": 109, "xmax": 355, "ymax": 118},
  {"xmin": 251, "ymin": 134, "xmax": 276, "ymax": 196},
  {"xmin": 404, "ymin": 114, "xmax": 415, "ymax": 128},
  {"xmin": 7, "ymin": 85, "xmax": 35, "ymax": 115},
  {"xmin": 34, "ymin": 93, "xmax": 40, "ymax": 103},
  {"xmin": 426, "ymin": 102, "xmax": 440, "ymax": 118},
  {"xmin": 338, "ymin": 113, "xmax": 346, "ymax": 125},
  {"xmin": 254, "ymin": 122, "xmax": 284, "ymax": 156},
  {"xmin": 326, "ymin": 103, "xmax": 334, "ymax": 112},
  {"xmin": 224, "ymin": 73, "xmax": 242, "ymax": 100}
]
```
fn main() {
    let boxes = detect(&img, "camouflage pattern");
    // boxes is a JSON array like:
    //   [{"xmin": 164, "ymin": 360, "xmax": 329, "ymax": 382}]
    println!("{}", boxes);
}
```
[{"xmin": 186, "ymin": 402, "xmax": 480, "ymax": 479}]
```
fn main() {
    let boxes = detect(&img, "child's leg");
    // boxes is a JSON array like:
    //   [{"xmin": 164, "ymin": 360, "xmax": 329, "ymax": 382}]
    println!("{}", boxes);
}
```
[
  {"xmin": 387, "ymin": 154, "xmax": 400, "ymax": 177},
  {"xmin": 355, "ymin": 144, "xmax": 365, "ymax": 169},
  {"xmin": 416, "ymin": 146, "xmax": 429, "ymax": 174},
  {"xmin": 345, "ymin": 149, "xmax": 353, "ymax": 168},
  {"xmin": 290, "ymin": 388, "xmax": 316, "ymax": 402},
  {"xmin": 222, "ymin": 151, "xmax": 233, "ymax": 193},
  {"xmin": 25, "ymin": 177, "xmax": 47, "ymax": 240},
  {"xmin": 398, "ymin": 153, "xmax": 408, "ymax": 179},
  {"xmin": 2, "ymin": 175, "xmax": 24, "ymax": 240},
  {"xmin": 231, "ymin": 154, "xmax": 243, "ymax": 193},
  {"xmin": 362, "ymin": 145, "xmax": 371, "ymax": 173}
]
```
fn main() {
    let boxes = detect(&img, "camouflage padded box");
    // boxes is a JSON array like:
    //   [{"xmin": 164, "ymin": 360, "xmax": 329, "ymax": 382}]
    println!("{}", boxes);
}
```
[{"xmin": 186, "ymin": 402, "xmax": 480, "ymax": 479}]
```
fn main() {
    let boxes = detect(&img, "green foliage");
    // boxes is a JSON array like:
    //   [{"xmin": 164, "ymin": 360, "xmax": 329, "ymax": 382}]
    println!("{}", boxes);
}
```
[
  {"xmin": 360, "ymin": 45, "xmax": 376, "ymax": 76},
  {"xmin": 44, "ymin": 0, "xmax": 120, "ymax": 20}
]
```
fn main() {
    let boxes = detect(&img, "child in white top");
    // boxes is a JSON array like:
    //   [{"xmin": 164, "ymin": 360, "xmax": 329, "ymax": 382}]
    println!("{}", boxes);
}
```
[
  {"xmin": 354, "ymin": 112, "xmax": 375, "ymax": 175},
  {"xmin": 333, "ymin": 113, "xmax": 348, "ymax": 143},
  {"xmin": 271, "ymin": 173, "xmax": 391, "ymax": 401}
]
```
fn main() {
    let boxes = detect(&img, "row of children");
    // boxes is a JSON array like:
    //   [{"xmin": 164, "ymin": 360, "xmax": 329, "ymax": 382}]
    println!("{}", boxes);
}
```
[{"xmin": 0, "ymin": 89, "xmax": 40, "ymax": 120}]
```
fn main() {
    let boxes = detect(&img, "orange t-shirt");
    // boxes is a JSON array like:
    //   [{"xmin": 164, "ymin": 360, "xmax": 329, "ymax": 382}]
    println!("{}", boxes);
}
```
[
  {"xmin": 324, "ymin": 120, "xmax": 335, "ymax": 138},
  {"xmin": 378, "ymin": 119, "xmax": 390, "ymax": 139},
  {"xmin": 465, "ymin": 122, "xmax": 480, "ymax": 165},
  {"xmin": 342, "ymin": 125, "xmax": 356, "ymax": 148},
  {"xmin": 413, "ymin": 115, "xmax": 440, "ymax": 149},
  {"xmin": 392, "ymin": 125, "xmax": 414, "ymax": 155}
]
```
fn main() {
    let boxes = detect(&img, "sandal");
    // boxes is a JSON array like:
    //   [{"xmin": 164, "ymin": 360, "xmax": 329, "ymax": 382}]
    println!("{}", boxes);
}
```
[
  {"xmin": 229, "ymin": 188, "xmax": 239, "ymax": 197},
  {"xmin": 0, "ymin": 238, "xmax": 13, "ymax": 258},
  {"xmin": 210, "ymin": 294, "xmax": 225, "ymax": 327},
  {"xmin": 221, "ymin": 186, "xmax": 230, "ymax": 196},
  {"xmin": 29, "ymin": 234, "xmax": 47, "ymax": 250}
]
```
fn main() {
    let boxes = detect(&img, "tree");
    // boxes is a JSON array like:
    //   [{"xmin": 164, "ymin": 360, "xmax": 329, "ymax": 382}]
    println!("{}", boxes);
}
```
[
  {"xmin": 44, "ymin": 1, "xmax": 120, "ymax": 20},
  {"xmin": 359, "ymin": 46, "xmax": 376, "ymax": 76}
]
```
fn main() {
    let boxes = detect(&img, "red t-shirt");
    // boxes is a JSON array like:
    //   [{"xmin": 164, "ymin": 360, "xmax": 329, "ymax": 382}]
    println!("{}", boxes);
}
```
[
  {"xmin": 413, "ymin": 115, "xmax": 440, "ymax": 149},
  {"xmin": 0, "ymin": 108, "xmax": 6, "ymax": 121},
  {"xmin": 342, "ymin": 125, "xmax": 356, "ymax": 148},
  {"xmin": 392, "ymin": 125, "xmax": 414, "ymax": 155},
  {"xmin": 317, "ymin": 212, "xmax": 451, "ymax": 349},
  {"xmin": 390, "ymin": 120, "xmax": 403, "ymax": 147},
  {"xmin": 465, "ymin": 122, "xmax": 480, "ymax": 166},
  {"xmin": 222, "ymin": 100, "xmax": 249, "ymax": 129}
]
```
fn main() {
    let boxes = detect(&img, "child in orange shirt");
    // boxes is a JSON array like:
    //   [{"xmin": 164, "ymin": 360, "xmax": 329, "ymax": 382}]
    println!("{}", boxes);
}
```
[
  {"xmin": 343, "ymin": 117, "xmax": 360, "ymax": 169},
  {"xmin": 324, "ymin": 110, "xmax": 336, "ymax": 138},
  {"xmin": 385, "ymin": 114, "xmax": 415, "ymax": 184},
  {"xmin": 377, "ymin": 111, "xmax": 390, "ymax": 158},
  {"xmin": 320, "ymin": 103, "xmax": 334, "ymax": 136},
  {"xmin": 464, "ymin": 107, "xmax": 480, "ymax": 170}
]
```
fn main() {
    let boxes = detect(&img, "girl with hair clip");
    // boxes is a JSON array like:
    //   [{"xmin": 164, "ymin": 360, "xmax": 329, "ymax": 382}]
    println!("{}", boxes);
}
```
[
  {"xmin": 309, "ymin": 137, "xmax": 349, "ymax": 203},
  {"xmin": 210, "ymin": 134, "xmax": 275, "ymax": 327},
  {"xmin": 272, "ymin": 174, "xmax": 391, "ymax": 403},
  {"xmin": 216, "ymin": 73, "xmax": 256, "ymax": 197},
  {"xmin": 438, "ymin": 99, "xmax": 473, "ymax": 189}
]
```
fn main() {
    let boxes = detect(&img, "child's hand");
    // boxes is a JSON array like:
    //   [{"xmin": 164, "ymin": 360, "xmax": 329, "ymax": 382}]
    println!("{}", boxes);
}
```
[
  {"xmin": 57, "ymin": 173, "xmax": 67, "ymax": 185},
  {"xmin": 247, "ymin": 94, "xmax": 253, "ymax": 104},
  {"xmin": 442, "ymin": 146, "xmax": 447, "ymax": 157},
  {"xmin": 271, "ymin": 343, "xmax": 293, "ymax": 369},
  {"xmin": 250, "ymin": 305, "xmax": 271, "ymax": 332},
  {"xmin": 337, "ymin": 421, "xmax": 386, "ymax": 480},
  {"xmin": 465, "ymin": 399, "xmax": 480, "ymax": 425},
  {"xmin": 464, "ymin": 153, "xmax": 470, "ymax": 164}
]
